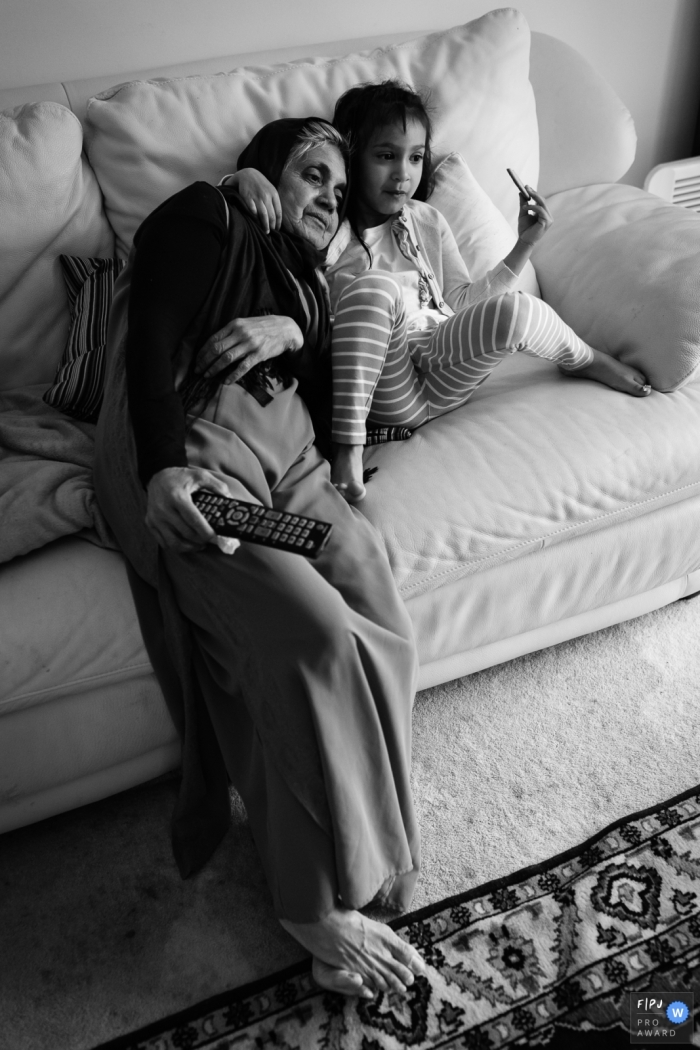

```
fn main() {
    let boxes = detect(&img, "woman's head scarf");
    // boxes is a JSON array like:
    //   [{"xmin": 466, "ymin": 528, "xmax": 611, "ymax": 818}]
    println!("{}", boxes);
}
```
[
  {"xmin": 237, "ymin": 116, "xmax": 350, "ymax": 232},
  {"xmin": 180, "ymin": 117, "xmax": 346, "ymax": 452}
]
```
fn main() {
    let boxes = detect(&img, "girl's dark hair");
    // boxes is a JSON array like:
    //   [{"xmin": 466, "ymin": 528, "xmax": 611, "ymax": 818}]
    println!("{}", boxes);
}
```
[{"xmin": 332, "ymin": 79, "xmax": 434, "ymax": 248}]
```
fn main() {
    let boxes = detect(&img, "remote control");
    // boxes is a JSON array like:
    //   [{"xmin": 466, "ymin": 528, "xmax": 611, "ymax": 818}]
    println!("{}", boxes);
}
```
[{"xmin": 192, "ymin": 491, "xmax": 333, "ymax": 558}]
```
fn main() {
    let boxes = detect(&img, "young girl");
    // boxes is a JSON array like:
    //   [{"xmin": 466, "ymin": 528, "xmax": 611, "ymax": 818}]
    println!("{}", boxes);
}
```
[{"xmin": 225, "ymin": 81, "xmax": 651, "ymax": 502}]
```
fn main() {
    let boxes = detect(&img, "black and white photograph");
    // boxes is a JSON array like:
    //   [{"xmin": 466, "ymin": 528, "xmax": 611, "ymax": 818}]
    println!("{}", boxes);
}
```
[{"xmin": 1, "ymin": 1, "xmax": 700, "ymax": 1047}]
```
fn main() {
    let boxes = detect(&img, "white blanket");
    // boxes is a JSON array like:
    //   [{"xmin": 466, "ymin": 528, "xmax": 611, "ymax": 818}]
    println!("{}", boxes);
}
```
[{"xmin": 0, "ymin": 385, "xmax": 115, "ymax": 563}]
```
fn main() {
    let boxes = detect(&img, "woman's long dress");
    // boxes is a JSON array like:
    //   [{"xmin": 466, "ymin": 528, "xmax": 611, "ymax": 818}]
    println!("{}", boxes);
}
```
[{"xmin": 93, "ymin": 242, "xmax": 421, "ymax": 922}]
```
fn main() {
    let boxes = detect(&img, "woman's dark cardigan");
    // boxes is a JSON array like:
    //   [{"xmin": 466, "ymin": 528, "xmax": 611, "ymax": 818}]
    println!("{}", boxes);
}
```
[
  {"xmin": 125, "ymin": 180, "xmax": 333, "ymax": 488},
  {"xmin": 122, "ymin": 181, "xmax": 334, "ymax": 876}
]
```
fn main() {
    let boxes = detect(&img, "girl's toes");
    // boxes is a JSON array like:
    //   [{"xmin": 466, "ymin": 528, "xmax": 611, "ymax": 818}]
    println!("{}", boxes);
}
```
[
  {"xmin": 312, "ymin": 959, "xmax": 369, "ymax": 998},
  {"xmin": 623, "ymin": 367, "xmax": 650, "ymax": 395}
]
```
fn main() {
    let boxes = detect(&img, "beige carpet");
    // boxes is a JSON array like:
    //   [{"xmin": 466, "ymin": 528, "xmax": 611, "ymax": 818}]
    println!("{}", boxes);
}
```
[{"xmin": 2, "ymin": 595, "xmax": 700, "ymax": 1050}]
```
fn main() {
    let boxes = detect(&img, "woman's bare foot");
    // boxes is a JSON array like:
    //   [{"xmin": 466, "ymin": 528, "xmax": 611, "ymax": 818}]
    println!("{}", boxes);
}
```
[
  {"xmin": 331, "ymin": 444, "xmax": 366, "ymax": 502},
  {"xmin": 312, "ymin": 959, "xmax": 368, "ymax": 997},
  {"xmin": 567, "ymin": 349, "xmax": 652, "ymax": 396},
  {"xmin": 280, "ymin": 907, "xmax": 427, "ymax": 998}
]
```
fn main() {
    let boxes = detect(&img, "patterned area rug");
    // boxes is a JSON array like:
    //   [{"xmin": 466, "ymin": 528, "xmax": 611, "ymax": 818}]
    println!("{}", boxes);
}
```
[{"xmin": 95, "ymin": 785, "xmax": 700, "ymax": 1050}]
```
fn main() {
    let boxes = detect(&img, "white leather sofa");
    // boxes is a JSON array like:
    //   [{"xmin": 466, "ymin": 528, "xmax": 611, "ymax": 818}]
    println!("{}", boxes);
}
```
[{"xmin": 2, "ymin": 8, "xmax": 700, "ymax": 835}]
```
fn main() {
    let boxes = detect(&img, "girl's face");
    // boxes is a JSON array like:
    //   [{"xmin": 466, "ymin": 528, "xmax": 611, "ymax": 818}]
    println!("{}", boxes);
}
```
[{"xmin": 355, "ymin": 117, "xmax": 427, "ymax": 229}]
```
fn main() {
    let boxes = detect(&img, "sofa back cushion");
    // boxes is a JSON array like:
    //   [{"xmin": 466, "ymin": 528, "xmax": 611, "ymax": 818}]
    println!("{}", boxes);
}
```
[
  {"xmin": 0, "ymin": 103, "xmax": 115, "ymax": 391},
  {"xmin": 84, "ymin": 8, "xmax": 539, "ymax": 257}
]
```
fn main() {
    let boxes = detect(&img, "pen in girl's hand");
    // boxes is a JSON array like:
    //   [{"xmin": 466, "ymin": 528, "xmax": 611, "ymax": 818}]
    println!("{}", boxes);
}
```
[{"xmin": 507, "ymin": 167, "xmax": 532, "ymax": 201}]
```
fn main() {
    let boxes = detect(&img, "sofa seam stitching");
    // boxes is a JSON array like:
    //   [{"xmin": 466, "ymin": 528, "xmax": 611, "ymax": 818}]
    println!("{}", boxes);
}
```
[
  {"xmin": 397, "ymin": 478, "xmax": 700, "ymax": 595},
  {"xmin": 2, "ymin": 661, "xmax": 154, "ymax": 709}
]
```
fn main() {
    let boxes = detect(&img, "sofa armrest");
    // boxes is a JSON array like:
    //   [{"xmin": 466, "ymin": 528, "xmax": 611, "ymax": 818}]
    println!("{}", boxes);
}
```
[{"xmin": 531, "ymin": 183, "xmax": 700, "ymax": 392}]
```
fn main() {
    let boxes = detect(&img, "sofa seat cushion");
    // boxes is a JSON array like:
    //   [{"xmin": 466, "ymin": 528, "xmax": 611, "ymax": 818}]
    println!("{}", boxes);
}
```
[
  {"xmin": 410, "ymin": 487, "xmax": 700, "ymax": 687},
  {"xmin": 84, "ymin": 8, "xmax": 538, "ymax": 256},
  {"xmin": 361, "ymin": 354, "xmax": 700, "ymax": 598},
  {"xmin": 0, "ymin": 536, "xmax": 153, "ymax": 717},
  {"xmin": 0, "ymin": 535, "xmax": 178, "ymax": 831}
]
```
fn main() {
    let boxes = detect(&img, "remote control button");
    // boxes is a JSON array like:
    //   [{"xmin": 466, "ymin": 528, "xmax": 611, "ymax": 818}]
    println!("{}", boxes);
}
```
[
  {"xmin": 268, "ymin": 510, "xmax": 282, "ymax": 520},
  {"xmin": 254, "ymin": 526, "xmax": 272, "ymax": 537}
]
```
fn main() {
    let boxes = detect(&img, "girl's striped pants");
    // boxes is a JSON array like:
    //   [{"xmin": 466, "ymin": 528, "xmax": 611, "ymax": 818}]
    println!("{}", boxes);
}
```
[{"xmin": 331, "ymin": 271, "xmax": 595, "ymax": 444}]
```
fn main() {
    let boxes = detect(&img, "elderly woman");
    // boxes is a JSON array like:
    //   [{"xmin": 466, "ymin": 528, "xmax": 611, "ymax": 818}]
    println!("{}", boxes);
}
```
[{"xmin": 93, "ymin": 117, "xmax": 426, "ymax": 999}]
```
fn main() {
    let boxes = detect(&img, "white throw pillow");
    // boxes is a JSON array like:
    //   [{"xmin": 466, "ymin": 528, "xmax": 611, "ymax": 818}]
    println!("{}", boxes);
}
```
[
  {"xmin": 431, "ymin": 153, "xmax": 540, "ymax": 297},
  {"xmin": 532, "ymin": 183, "xmax": 700, "ymax": 392},
  {"xmin": 84, "ymin": 8, "xmax": 538, "ymax": 256},
  {"xmin": 0, "ymin": 103, "xmax": 115, "ymax": 390}
]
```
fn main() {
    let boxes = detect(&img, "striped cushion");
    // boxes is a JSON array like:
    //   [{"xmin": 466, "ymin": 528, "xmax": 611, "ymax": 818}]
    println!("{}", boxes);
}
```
[
  {"xmin": 43, "ymin": 256, "xmax": 125, "ymax": 423},
  {"xmin": 41, "ymin": 260, "xmax": 413, "ymax": 440}
]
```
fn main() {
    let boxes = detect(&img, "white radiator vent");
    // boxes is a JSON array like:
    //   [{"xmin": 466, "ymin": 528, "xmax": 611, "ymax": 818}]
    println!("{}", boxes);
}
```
[{"xmin": 644, "ymin": 157, "xmax": 700, "ymax": 211}]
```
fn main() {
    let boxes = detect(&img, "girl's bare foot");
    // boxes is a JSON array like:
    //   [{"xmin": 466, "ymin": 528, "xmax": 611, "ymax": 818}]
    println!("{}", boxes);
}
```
[
  {"xmin": 331, "ymin": 444, "xmax": 366, "ymax": 502},
  {"xmin": 280, "ymin": 907, "xmax": 427, "ymax": 998},
  {"xmin": 567, "ymin": 349, "xmax": 652, "ymax": 396}
]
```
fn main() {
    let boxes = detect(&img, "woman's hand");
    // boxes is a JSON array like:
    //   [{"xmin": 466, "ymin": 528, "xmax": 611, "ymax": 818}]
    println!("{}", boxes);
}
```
[
  {"xmin": 224, "ymin": 168, "xmax": 282, "ymax": 233},
  {"xmin": 516, "ymin": 186, "xmax": 553, "ymax": 246},
  {"xmin": 145, "ymin": 466, "xmax": 233, "ymax": 553},
  {"xmin": 197, "ymin": 315, "xmax": 304, "ymax": 382}
]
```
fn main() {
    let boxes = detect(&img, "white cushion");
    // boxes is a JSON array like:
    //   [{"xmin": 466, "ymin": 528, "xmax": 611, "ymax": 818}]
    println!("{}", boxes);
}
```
[
  {"xmin": 431, "ymin": 153, "xmax": 540, "ymax": 297},
  {"xmin": 532, "ymin": 183, "xmax": 700, "ymax": 392},
  {"xmin": 0, "ymin": 103, "xmax": 115, "ymax": 390},
  {"xmin": 84, "ymin": 9, "xmax": 538, "ymax": 256}
]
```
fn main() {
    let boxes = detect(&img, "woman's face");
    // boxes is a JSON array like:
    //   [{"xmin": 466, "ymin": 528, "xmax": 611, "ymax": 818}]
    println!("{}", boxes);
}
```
[{"xmin": 277, "ymin": 143, "xmax": 347, "ymax": 250}]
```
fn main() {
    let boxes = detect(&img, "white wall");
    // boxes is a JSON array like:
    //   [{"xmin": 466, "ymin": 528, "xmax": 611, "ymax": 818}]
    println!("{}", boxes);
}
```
[{"xmin": 2, "ymin": 0, "xmax": 700, "ymax": 187}]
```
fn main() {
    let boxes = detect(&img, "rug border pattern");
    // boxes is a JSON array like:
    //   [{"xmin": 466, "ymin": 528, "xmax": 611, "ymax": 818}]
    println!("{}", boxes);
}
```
[{"xmin": 92, "ymin": 781, "xmax": 700, "ymax": 1050}]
